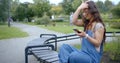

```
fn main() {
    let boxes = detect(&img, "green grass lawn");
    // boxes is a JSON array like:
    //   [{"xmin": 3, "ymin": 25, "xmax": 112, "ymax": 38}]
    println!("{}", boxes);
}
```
[
  {"xmin": 0, "ymin": 25, "xmax": 28, "ymax": 39},
  {"xmin": 39, "ymin": 25, "xmax": 84, "ymax": 34},
  {"xmin": 24, "ymin": 21, "xmax": 120, "ymax": 34},
  {"xmin": 37, "ymin": 22, "xmax": 120, "ymax": 34},
  {"xmin": 106, "ymin": 27, "xmax": 120, "ymax": 32}
]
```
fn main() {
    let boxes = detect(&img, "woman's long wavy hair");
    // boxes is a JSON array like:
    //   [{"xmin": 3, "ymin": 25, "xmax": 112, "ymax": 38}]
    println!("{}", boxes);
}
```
[{"xmin": 82, "ymin": 1, "xmax": 106, "ymax": 43}]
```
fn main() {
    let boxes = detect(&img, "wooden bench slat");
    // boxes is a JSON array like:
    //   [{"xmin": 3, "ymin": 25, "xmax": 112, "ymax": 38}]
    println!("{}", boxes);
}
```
[
  {"xmin": 27, "ymin": 37, "xmax": 52, "ymax": 46},
  {"xmin": 45, "ymin": 57, "xmax": 59, "ymax": 63},
  {"xmin": 32, "ymin": 50, "xmax": 58, "ymax": 55},
  {"xmin": 28, "ymin": 47, "xmax": 50, "ymax": 52},
  {"xmin": 37, "ymin": 52, "xmax": 58, "ymax": 57},
  {"xmin": 32, "ymin": 50, "xmax": 58, "ymax": 58},
  {"xmin": 52, "ymin": 60, "xmax": 59, "ymax": 63},
  {"xmin": 31, "ymin": 47, "xmax": 50, "ymax": 50},
  {"xmin": 41, "ymin": 55, "xmax": 58, "ymax": 60},
  {"xmin": 31, "ymin": 50, "xmax": 53, "ymax": 53}
]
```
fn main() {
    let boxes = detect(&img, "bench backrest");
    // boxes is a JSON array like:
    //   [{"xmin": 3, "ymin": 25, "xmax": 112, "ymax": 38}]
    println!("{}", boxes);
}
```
[{"xmin": 41, "ymin": 32, "xmax": 120, "ymax": 51}]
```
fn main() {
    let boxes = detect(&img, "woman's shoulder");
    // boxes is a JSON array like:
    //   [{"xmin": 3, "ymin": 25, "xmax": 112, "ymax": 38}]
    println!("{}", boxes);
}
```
[
  {"xmin": 95, "ymin": 22, "xmax": 104, "ymax": 28},
  {"xmin": 93, "ymin": 22, "xmax": 104, "ymax": 31}
]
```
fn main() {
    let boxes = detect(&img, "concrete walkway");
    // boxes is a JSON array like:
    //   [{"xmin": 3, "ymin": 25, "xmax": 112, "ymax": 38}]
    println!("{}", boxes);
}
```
[{"xmin": 0, "ymin": 22, "xmax": 81, "ymax": 63}]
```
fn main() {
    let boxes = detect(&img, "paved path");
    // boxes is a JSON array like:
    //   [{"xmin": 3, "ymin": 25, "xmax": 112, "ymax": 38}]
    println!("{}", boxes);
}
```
[{"xmin": 0, "ymin": 22, "xmax": 81, "ymax": 63}]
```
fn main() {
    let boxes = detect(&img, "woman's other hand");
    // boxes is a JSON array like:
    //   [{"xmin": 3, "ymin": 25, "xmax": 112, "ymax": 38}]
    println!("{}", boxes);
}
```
[{"xmin": 76, "ymin": 30, "xmax": 86, "ymax": 37}]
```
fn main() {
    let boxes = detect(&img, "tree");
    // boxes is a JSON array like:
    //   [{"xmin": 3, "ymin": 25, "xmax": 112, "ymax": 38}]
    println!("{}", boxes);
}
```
[
  {"xmin": 26, "ymin": 4, "xmax": 35, "ymax": 22},
  {"xmin": 72, "ymin": 0, "xmax": 82, "ymax": 11},
  {"xmin": 111, "ymin": 5, "xmax": 120, "ymax": 18},
  {"xmin": 23, "ymin": 2, "xmax": 35, "ymax": 22},
  {"xmin": 0, "ymin": 0, "xmax": 12, "ymax": 23},
  {"xmin": 104, "ymin": 0, "xmax": 114, "ymax": 12},
  {"xmin": 50, "ymin": 5, "xmax": 63, "ymax": 15},
  {"xmin": 11, "ymin": 0, "xmax": 20, "ymax": 21},
  {"xmin": 12, "ymin": 2, "xmax": 35, "ymax": 22},
  {"xmin": 33, "ymin": 0, "xmax": 51, "ymax": 17},
  {"xmin": 61, "ymin": 0, "xmax": 74, "ymax": 15},
  {"xmin": 96, "ymin": 1, "xmax": 105, "ymax": 13},
  {"xmin": 14, "ymin": 3, "xmax": 26, "ymax": 21}
]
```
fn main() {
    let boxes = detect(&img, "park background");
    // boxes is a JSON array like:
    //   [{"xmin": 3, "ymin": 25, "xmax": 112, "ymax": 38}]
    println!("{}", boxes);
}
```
[{"xmin": 0, "ymin": 0, "xmax": 120, "ymax": 63}]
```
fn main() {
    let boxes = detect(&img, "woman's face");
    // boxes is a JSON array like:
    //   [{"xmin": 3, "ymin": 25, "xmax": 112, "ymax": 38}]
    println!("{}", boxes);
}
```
[{"xmin": 82, "ymin": 8, "xmax": 92, "ymax": 20}]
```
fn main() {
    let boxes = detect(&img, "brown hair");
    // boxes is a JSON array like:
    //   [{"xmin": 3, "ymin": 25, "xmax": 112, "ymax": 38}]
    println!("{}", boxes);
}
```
[{"xmin": 82, "ymin": 1, "xmax": 106, "ymax": 43}]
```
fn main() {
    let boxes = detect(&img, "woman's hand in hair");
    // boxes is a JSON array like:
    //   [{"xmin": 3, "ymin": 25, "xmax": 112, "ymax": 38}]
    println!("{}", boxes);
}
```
[{"xmin": 78, "ymin": 3, "xmax": 88, "ymax": 11}]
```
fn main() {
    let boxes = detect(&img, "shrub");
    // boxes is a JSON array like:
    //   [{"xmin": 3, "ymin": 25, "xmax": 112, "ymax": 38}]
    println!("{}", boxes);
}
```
[
  {"xmin": 103, "ymin": 19, "xmax": 120, "ymax": 29},
  {"xmin": 104, "ymin": 37, "xmax": 120, "ymax": 62},
  {"xmin": 34, "ymin": 16, "xmax": 50, "ymax": 26},
  {"xmin": 52, "ymin": 18, "xmax": 64, "ymax": 22},
  {"xmin": 111, "ymin": 6, "xmax": 120, "ymax": 18}
]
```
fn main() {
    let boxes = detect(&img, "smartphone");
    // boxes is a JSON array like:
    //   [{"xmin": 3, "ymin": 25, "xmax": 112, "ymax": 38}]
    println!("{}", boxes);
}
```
[{"xmin": 73, "ymin": 29, "xmax": 81, "ymax": 33}]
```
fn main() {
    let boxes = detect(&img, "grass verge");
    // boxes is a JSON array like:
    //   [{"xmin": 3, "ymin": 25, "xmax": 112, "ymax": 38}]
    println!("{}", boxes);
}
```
[{"xmin": 0, "ymin": 25, "xmax": 28, "ymax": 39}]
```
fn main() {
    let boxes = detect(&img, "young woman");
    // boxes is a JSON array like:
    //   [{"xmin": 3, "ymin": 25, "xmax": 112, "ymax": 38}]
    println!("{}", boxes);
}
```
[{"xmin": 58, "ymin": 1, "xmax": 106, "ymax": 63}]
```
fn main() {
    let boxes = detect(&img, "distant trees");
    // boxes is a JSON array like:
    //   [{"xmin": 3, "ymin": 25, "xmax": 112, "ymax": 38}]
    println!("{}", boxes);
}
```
[
  {"xmin": 95, "ymin": 0, "xmax": 114, "ymax": 13},
  {"xmin": 111, "ymin": 5, "xmax": 120, "ymax": 18},
  {"xmin": 0, "ymin": 0, "xmax": 12, "ymax": 23},
  {"xmin": 13, "ymin": 3, "xmax": 35, "ymax": 22},
  {"xmin": 12, "ymin": 0, "xmax": 51, "ymax": 22},
  {"xmin": 32, "ymin": 0, "xmax": 51, "ymax": 17},
  {"xmin": 61, "ymin": 0, "xmax": 74, "ymax": 15},
  {"xmin": 72, "ymin": 0, "xmax": 82, "ymax": 11},
  {"xmin": 0, "ymin": 0, "xmax": 120, "ymax": 23},
  {"xmin": 50, "ymin": 5, "xmax": 63, "ymax": 15}
]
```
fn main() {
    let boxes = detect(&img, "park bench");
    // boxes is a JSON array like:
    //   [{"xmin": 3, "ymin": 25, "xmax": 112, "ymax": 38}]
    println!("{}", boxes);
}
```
[
  {"xmin": 25, "ymin": 32, "xmax": 120, "ymax": 63},
  {"xmin": 25, "ymin": 33, "xmax": 80, "ymax": 63}
]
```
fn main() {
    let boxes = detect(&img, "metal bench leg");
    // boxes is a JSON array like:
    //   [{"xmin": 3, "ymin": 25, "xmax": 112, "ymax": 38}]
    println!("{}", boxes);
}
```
[{"xmin": 25, "ymin": 47, "xmax": 28, "ymax": 63}]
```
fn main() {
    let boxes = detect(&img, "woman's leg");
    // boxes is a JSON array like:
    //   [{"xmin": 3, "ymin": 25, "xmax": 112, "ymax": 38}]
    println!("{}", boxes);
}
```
[
  {"xmin": 68, "ymin": 51, "xmax": 92, "ymax": 63},
  {"xmin": 58, "ymin": 44, "xmax": 77, "ymax": 63}
]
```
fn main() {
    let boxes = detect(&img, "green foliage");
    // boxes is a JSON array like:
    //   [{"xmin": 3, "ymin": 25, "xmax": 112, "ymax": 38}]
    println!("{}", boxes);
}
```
[
  {"xmin": 25, "ymin": 3, "xmax": 35, "ymax": 22},
  {"xmin": 13, "ymin": 3, "xmax": 35, "ymax": 21},
  {"xmin": 104, "ymin": 0, "xmax": 114, "ymax": 12},
  {"xmin": 103, "ymin": 19, "xmax": 120, "ymax": 22},
  {"xmin": 61, "ymin": 0, "xmax": 74, "ymax": 15},
  {"xmin": 0, "ymin": 25, "xmax": 28, "ymax": 39},
  {"xmin": 111, "ymin": 6, "xmax": 120, "ymax": 18},
  {"xmin": 103, "ymin": 19, "xmax": 120, "ymax": 29},
  {"xmin": 34, "ymin": 15, "xmax": 50, "ymax": 25},
  {"xmin": 0, "ymin": 0, "xmax": 12, "ymax": 22},
  {"xmin": 52, "ymin": 18, "xmax": 64, "ymax": 22},
  {"xmin": 50, "ymin": 5, "xmax": 63, "ymax": 15},
  {"xmin": 96, "ymin": 1, "xmax": 106, "ymax": 13},
  {"xmin": 11, "ymin": 0, "xmax": 51, "ymax": 21},
  {"xmin": 72, "ymin": 0, "xmax": 82, "ymax": 11},
  {"xmin": 33, "ymin": 0, "xmax": 51, "ymax": 17},
  {"xmin": 95, "ymin": 0, "xmax": 114, "ymax": 13},
  {"xmin": 104, "ymin": 38, "xmax": 120, "ymax": 61},
  {"xmin": 14, "ymin": 3, "xmax": 26, "ymax": 21},
  {"xmin": 11, "ymin": 0, "xmax": 19, "ymax": 20}
]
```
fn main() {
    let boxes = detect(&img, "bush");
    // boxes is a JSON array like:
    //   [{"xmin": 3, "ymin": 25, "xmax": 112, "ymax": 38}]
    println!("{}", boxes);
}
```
[
  {"xmin": 34, "ymin": 16, "xmax": 50, "ymax": 26},
  {"xmin": 103, "ymin": 19, "xmax": 120, "ymax": 29},
  {"xmin": 52, "ymin": 18, "xmax": 64, "ymax": 22},
  {"xmin": 111, "ymin": 6, "xmax": 120, "ymax": 18},
  {"xmin": 103, "ymin": 38, "xmax": 120, "ymax": 62}
]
